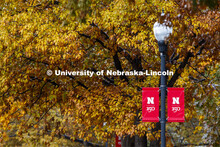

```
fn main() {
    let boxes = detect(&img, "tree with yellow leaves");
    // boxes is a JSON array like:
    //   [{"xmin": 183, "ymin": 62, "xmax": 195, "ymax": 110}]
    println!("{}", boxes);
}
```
[{"xmin": 0, "ymin": 0, "xmax": 219, "ymax": 146}]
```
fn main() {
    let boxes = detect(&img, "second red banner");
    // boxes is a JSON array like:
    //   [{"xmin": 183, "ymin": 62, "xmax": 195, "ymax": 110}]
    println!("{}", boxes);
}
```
[{"xmin": 167, "ymin": 88, "xmax": 185, "ymax": 122}]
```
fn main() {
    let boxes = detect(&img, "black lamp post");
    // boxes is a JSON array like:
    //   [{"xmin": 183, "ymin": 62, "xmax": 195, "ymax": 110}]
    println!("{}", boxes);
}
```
[{"xmin": 153, "ymin": 20, "xmax": 172, "ymax": 147}]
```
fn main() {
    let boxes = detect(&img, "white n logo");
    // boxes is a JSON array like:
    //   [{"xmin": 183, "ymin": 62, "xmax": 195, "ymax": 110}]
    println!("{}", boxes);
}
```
[
  {"xmin": 172, "ymin": 97, "xmax": 179, "ymax": 104},
  {"xmin": 147, "ymin": 97, "xmax": 154, "ymax": 104}
]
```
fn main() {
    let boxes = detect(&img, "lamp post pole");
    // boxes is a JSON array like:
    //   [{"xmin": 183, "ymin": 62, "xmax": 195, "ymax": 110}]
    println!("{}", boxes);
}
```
[
  {"xmin": 153, "ymin": 17, "xmax": 172, "ymax": 147},
  {"xmin": 158, "ymin": 40, "xmax": 167, "ymax": 147}
]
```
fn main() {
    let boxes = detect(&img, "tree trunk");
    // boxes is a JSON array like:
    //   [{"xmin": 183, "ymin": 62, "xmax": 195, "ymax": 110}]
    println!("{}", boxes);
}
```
[
  {"xmin": 121, "ymin": 134, "xmax": 147, "ymax": 147},
  {"xmin": 135, "ymin": 134, "xmax": 147, "ymax": 147},
  {"xmin": 121, "ymin": 135, "xmax": 135, "ymax": 147}
]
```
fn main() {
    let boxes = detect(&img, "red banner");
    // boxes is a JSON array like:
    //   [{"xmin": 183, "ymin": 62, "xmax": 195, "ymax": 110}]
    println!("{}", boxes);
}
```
[
  {"xmin": 142, "ymin": 88, "xmax": 159, "ymax": 122},
  {"xmin": 116, "ymin": 135, "xmax": 121, "ymax": 147},
  {"xmin": 167, "ymin": 88, "xmax": 184, "ymax": 122}
]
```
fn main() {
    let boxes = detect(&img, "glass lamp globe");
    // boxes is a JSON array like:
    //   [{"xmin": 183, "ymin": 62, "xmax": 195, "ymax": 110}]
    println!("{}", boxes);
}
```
[{"xmin": 153, "ymin": 22, "xmax": 173, "ymax": 41}]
